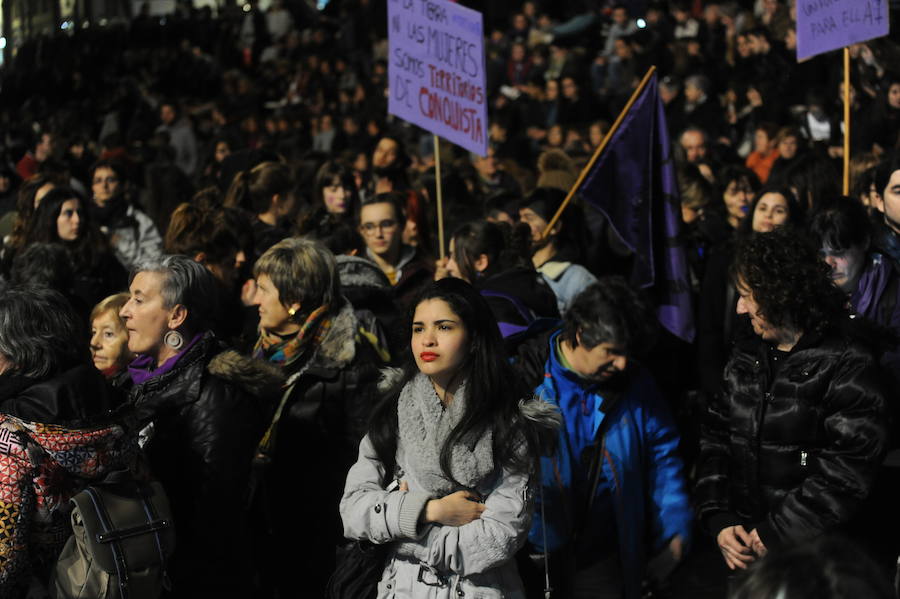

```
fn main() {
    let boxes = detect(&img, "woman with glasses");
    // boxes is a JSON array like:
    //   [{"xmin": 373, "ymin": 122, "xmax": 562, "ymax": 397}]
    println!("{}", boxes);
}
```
[{"xmin": 358, "ymin": 192, "xmax": 433, "ymax": 308}]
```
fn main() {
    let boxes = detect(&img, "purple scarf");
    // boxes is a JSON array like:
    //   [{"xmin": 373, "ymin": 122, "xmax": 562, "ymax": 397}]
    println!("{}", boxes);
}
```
[
  {"xmin": 128, "ymin": 333, "xmax": 204, "ymax": 385},
  {"xmin": 852, "ymin": 253, "xmax": 891, "ymax": 320}
]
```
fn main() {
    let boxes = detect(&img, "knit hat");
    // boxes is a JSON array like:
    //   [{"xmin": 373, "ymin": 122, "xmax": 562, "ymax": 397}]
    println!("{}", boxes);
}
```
[{"xmin": 536, "ymin": 149, "xmax": 577, "ymax": 193}]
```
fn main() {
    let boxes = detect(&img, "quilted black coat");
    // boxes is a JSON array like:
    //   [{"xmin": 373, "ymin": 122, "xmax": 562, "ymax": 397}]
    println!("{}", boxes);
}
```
[
  {"xmin": 128, "ymin": 332, "xmax": 280, "ymax": 599},
  {"xmin": 251, "ymin": 302, "xmax": 386, "ymax": 598},
  {"xmin": 695, "ymin": 324, "xmax": 889, "ymax": 550}
]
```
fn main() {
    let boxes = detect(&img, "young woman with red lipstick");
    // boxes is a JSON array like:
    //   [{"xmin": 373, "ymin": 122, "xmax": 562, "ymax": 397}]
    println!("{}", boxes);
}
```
[{"xmin": 340, "ymin": 278, "xmax": 560, "ymax": 598}]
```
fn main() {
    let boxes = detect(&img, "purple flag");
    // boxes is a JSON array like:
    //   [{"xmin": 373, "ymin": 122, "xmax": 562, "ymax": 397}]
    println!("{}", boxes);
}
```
[
  {"xmin": 796, "ymin": 0, "xmax": 889, "ymax": 61},
  {"xmin": 577, "ymin": 73, "xmax": 695, "ymax": 343}
]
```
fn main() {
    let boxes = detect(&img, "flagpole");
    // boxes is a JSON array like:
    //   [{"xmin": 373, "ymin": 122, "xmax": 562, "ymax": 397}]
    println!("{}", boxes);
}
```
[
  {"xmin": 434, "ymin": 134, "xmax": 445, "ymax": 259},
  {"xmin": 843, "ymin": 47, "xmax": 851, "ymax": 196},
  {"xmin": 541, "ymin": 65, "xmax": 658, "ymax": 240}
]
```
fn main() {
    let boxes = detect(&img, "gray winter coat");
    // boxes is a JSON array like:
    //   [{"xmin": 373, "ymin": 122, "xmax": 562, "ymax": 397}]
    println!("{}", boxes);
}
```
[
  {"xmin": 105, "ymin": 205, "xmax": 163, "ymax": 270},
  {"xmin": 340, "ymin": 394, "xmax": 559, "ymax": 599}
]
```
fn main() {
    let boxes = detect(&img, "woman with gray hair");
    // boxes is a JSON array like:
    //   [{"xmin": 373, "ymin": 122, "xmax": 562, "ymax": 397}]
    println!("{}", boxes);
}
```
[
  {"xmin": 120, "ymin": 254, "xmax": 281, "ymax": 598},
  {"xmin": 0, "ymin": 286, "xmax": 138, "ymax": 598},
  {"xmin": 248, "ymin": 237, "xmax": 387, "ymax": 597}
]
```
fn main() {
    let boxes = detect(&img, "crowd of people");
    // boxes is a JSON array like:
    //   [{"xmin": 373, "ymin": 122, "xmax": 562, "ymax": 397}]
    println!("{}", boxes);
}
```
[{"xmin": 0, "ymin": 0, "xmax": 899, "ymax": 597}]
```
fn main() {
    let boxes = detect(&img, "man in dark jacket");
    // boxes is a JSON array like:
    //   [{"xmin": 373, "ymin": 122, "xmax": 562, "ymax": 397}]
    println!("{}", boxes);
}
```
[{"xmin": 695, "ymin": 229, "xmax": 888, "ymax": 570}]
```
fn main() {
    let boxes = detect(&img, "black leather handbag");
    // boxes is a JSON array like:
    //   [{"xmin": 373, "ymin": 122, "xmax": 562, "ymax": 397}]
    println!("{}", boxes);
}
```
[{"xmin": 325, "ymin": 539, "xmax": 389, "ymax": 599}]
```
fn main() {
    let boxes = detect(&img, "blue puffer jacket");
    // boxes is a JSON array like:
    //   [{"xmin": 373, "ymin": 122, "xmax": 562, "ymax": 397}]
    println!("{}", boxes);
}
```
[{"xmin": 527, "ymin": 331, "xmax": 692, "ymax": 599}]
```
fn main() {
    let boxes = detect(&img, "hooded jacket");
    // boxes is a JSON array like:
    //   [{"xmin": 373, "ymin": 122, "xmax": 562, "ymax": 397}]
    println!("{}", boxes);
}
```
[
  {"xmin": 128, "ymin": 332, "xmax": 280, "ymax": 599},
  {"xmin": 0, "ymin": 365, "xmax": 139, "ymax": 599},
  {"xmin": 516, "ymin": 330, "xmax": 692, "ymax": 599},
  {"xmin": 337, "ymin": 254, "xmax": 402, "ymax": 360},
  {"xmin": 96, "ymin": 202, "xmax": 163, "ymax": 271}
]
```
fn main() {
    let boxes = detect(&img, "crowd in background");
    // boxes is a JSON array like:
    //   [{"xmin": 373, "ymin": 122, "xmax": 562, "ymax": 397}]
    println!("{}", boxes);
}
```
[{"xmin": 0, "ymin": 0, "xmax": 900, "ymax": 597}]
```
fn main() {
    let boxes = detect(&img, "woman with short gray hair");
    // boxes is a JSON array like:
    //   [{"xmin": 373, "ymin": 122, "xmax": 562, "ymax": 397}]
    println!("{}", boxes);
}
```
[
  {"xmin": 120, "ymin": 254, "xmax": 280, "ymax": 598},
  {"xmin": 0, "ymin": 286, "xmax": 138, "ymax": 597}
]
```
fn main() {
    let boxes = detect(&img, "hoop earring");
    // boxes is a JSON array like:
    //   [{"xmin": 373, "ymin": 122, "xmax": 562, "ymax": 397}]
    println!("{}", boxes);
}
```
[{"xmin": 164, "ymin": 330, "xmax": 185, "ymax": 350}]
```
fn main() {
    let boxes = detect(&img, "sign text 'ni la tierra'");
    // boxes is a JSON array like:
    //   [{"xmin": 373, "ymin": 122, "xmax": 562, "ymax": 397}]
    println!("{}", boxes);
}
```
[{"xmin": 388, "ymin": 0, "xmax": 488, "ymax": 156}]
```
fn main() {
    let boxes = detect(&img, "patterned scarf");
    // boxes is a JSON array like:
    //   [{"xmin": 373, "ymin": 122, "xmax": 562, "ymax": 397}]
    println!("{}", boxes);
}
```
[{"xmin": 253, "ymin": 304, "xmax": 332, "ymax": 368}]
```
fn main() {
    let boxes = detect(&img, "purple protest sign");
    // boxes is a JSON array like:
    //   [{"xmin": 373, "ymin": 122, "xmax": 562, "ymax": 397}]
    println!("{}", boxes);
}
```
[
  {"xmin": 387, "ymin": 0, "xmax": 488, "ymax": 156},
  {"xmin": 796, "ymin": 0, "xmax": 889, "ymax": 60}
]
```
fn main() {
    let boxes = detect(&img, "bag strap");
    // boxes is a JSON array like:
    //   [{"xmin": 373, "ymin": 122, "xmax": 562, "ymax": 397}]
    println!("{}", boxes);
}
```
[
  {"xmin": 135, "ymin": 482, "xmax": 171, "ymax": 587},
  {"xmin": 84, "ymin": 487, "xmax": 131, "ymax": 599},
  {"xmin": 581, "ymin": 414, "xmax": 614, "ymax": 530},
  {"xmin": 538, "ymin": 481, "xmax": 552, "ymax": 599}
]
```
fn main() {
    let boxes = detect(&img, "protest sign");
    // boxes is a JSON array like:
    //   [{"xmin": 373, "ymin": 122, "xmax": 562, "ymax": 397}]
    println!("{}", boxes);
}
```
[
  {"xmin": 387, "ymin": 0, "xmax": 488, "ymax": 156},
  {"xmin": 796, "ymin": 0, "xmax": 889, "ymax": 60}
]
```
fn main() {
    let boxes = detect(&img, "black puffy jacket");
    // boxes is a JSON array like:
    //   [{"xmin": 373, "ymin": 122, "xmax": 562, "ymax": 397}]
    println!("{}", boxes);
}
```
[
  {"xmin": 128, "ymin": 333, "xmax": 280, "ymax": 599},
  {"xmin": 695, "ymin": 325, "xmax": 889, "ymax": 550},
  {"xmin": 253, "ymin": 302, "xmax": 386, "ymax": 597}
]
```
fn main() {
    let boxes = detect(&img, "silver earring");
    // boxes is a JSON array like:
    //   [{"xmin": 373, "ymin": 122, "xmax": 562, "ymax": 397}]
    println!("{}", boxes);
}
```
[{"xmin": 164, "ymin": 330, "xmax": 184, "ymax": 350}]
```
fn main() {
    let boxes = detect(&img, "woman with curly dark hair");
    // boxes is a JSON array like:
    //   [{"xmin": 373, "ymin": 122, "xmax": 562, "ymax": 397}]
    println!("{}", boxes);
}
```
[
  {"xmin": 695, "ymin": 228, "xmax": 888, "ymax": 572},
  {"xmin": 698, "ymin": 186, "xmax": 804, "ymax": 399}
]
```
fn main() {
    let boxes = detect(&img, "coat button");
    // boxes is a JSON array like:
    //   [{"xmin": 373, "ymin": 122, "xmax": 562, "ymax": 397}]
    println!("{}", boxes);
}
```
[
  {"xmin": 374, "ymin": 504, "xmax": 382, "ymax": 513},
  {"xmin": 386, "ymin": 583, "xmax": 392, "ymax": 589},
  {"xmin": 457, "ymin": 590, "xmax": 464, "ymax": 597},
  {"xmin": 765, "ymin": 392, "xmax": 773, "ymax": 402}
]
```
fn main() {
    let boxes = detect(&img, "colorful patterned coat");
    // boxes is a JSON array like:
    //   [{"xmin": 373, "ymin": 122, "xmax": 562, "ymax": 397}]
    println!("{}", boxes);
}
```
[{"xmin": 0, "ymin": 414, "xmax": 137, "ymax": 598}]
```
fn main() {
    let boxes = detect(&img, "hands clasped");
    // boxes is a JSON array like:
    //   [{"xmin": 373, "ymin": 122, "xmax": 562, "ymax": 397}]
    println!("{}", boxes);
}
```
[{"xmin": 717, "ymin": 525, "xmax": 767, "ymax": 570}]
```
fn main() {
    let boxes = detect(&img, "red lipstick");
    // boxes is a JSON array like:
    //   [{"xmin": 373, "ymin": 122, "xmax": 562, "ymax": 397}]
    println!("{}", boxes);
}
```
[{"xmin": 419, "ymin": 352, "xmax": 438, "ymax": 362}]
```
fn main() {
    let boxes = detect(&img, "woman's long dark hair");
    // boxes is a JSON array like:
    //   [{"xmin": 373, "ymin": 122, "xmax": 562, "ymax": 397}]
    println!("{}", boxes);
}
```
[
  {"xmin": 451, "ymin": 220, "xmax": 533, "ymax": 282},
  {"xmin": 24, "ymin": 187, "xmax": 110, "ymax": 272},
  {"xmin": 367, "ymin": 278, "xmax": 541, "ymax": 486}
]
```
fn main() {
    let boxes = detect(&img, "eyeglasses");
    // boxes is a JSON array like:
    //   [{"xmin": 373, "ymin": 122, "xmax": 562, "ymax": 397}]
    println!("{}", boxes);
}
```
[{"xmin": 359, "ymin": 219, "xmax": 398, "ymax": 235}]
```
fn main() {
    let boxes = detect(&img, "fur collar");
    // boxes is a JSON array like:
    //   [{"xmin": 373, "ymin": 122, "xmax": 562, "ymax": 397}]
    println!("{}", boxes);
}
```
[
  {"xmin": 309, "ymin": 301, "xmax": 359, "ymax": 370},
  {"xmin": 208, "ymin": 350, "xmax": 284, "ymax": 398}
]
